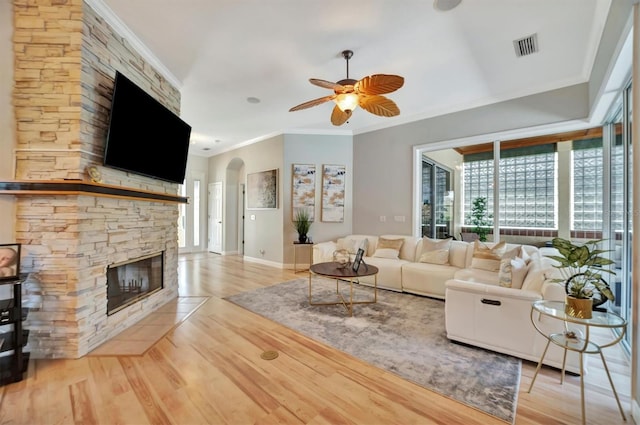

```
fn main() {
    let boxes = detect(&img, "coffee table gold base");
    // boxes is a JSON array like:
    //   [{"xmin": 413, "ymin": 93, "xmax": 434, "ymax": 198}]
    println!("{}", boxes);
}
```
[{"xmin": 308, "ymin": 262, "xmax": 379, "ymax": 317}]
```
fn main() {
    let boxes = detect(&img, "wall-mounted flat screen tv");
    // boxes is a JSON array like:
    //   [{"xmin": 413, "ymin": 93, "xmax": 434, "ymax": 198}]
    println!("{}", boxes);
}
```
[{"xmin": 104, "ymin": 71, "xmax": 191, "ymax": 184}]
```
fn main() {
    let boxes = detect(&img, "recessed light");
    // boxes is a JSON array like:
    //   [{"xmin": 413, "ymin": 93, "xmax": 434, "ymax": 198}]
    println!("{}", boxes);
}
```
[
  {"xmin": 434, "ymin": 0, "xmax": 462, "ymax": 11},
  {"xmin": 247, "ymin": 97, "xmax": 261, "ymax": 104},
  {"xmin": 203, "ymin": 147, "xmax": 211, "ymax": 151},
  {"xmin": 215, "ymin": 139, "xmax": 222, "ymax": 143}
]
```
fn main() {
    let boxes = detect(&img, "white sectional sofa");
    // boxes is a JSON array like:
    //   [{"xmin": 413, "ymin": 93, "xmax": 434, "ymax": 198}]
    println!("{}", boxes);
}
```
[{"xmin": 312, "ymin": 234, "xmax": 581, "ymax": 373}]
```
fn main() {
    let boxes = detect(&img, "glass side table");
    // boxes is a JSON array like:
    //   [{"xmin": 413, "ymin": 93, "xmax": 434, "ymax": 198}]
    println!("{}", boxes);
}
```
[{"xmin": 527, "ymin": 300, "xmax": 627, "ymax": 424}]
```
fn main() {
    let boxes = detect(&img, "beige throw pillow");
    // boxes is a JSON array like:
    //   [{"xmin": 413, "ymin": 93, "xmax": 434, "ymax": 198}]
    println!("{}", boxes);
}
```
[
  {"xmin": 373, "ymin": 237, "xmax": 404, "ymax": 260},
  {"xmin": 419, "ymin": 237, "xmax": 452, "ymax": 265},
  {"xmin": 470, "ymin": 240, "xmax": 507, "ymax": 272}
]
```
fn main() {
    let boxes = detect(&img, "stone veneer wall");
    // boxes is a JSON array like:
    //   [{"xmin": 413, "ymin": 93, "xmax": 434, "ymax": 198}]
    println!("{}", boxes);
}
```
[{"xmin": 13, "ymin": 0, "xmax": 182, "ymax": 358}]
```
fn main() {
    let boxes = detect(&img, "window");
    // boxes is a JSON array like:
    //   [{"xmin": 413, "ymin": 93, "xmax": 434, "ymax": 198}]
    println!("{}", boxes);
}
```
[
  {"xmin": 421, "ymin": 159, "xmax": 453, "ymax": 238},
  {"xmin": 572, "ymin": 138, "xmax": 603, "ymax": 231},
  {"xmin": 463, "ymin": 145, "xmax": 555, "ymax": 228}
]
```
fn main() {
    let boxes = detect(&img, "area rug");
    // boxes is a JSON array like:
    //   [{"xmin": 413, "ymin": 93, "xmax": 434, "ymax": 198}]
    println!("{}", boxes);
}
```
[{"xmin": 225, "ymin": 278, "xmax": 521, "ymax": 423}]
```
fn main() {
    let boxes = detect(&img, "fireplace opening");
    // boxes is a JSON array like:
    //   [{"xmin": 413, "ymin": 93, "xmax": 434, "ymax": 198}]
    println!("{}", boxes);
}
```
[{"xmin": 106, "ymin": 252, "xmax": 164, "ymax": 315}]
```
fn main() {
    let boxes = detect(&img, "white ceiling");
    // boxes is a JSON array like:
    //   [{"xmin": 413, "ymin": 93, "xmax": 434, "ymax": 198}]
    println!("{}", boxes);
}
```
[{"xmin": 96, "ymin": 0, "xmax": 613, "ymax": 157}]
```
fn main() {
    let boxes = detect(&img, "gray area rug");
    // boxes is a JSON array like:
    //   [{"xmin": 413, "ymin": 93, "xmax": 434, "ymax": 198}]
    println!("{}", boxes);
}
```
[{"xmin": 225, "ymin": 278, "xmax": 521, "ymax": 423}]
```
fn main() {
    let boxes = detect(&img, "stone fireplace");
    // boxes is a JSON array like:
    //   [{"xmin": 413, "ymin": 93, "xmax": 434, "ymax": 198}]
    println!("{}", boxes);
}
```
[{"xmin": 9, "ymin": 1, "xmax": 186, "ymax": 359}]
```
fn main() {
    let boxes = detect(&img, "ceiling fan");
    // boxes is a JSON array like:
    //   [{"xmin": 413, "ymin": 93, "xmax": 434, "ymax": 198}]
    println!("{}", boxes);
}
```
[{"xmin": 289, "ymin": 50, "xmax": 404, "ymax": 126}]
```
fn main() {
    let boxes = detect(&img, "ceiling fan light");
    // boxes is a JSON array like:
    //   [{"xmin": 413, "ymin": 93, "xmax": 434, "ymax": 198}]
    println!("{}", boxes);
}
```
[{"xmin": 335, "ymin": 93, "xmax": 359, "ymax": 113}]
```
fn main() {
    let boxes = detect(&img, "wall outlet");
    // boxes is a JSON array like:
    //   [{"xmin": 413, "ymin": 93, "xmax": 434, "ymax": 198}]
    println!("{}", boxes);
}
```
[
  {"xmin": 379, "ymin": 215, "xmax": 386, "ymax": 222},
  {"xmin": 394, "ymin": 215, "xmax": 405, "ymax": 222},
  {"xmin": 259, "ymin": 249, "xmax": 265, "ymax": 255}
]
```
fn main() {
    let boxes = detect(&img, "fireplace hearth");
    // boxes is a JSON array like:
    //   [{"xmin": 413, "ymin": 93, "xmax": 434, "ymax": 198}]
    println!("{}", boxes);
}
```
[{"xmin": 106, "ymin": 253, "xmax": 164, "ymax": 315}]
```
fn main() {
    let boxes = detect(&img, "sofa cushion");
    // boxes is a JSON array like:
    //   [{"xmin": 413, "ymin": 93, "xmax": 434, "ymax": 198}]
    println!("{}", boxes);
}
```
[
  {"xmin": 373, "ymin": 237, "xmax": 404, "ymax": 259},
  {"xmin": 418, "ymin": 237, "xmax": 452, "ymax": 265},
  {"xmin": 521, "ymin": 257, "xmax": 553, "ymax": 292},
  {"xmin": 401, "ymin": 262, "xmax": 460, "ymax": 298},
  {"xmin": 470, "ymin": 240, "xmax": 507, "ymax": 271},
  {"xmin": 452, "ymin": 267, "xmax": 500, "ymax": 285}
]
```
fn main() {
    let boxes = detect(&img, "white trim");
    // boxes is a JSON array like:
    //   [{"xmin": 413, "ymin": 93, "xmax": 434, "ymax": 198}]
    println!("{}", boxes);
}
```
[
  {"xmin": 243, "ymin": 256, "xmax": 284, "ymax": 269},
  {"xmin": 84, "ymin": 0, "xmax": 181, "ymax": 89}
]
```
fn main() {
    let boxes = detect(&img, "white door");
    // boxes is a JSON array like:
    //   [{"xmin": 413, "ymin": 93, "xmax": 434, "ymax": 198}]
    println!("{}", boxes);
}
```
[{"xmin": 208, "ymin": 182, "xmax": 223, "ymax": 253}]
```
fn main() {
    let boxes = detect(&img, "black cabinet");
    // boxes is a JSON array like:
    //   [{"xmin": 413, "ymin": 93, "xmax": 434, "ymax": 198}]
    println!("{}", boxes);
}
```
[{"xmin": 0, "ymin": 274, "xmax": 29, "ymax": 385}]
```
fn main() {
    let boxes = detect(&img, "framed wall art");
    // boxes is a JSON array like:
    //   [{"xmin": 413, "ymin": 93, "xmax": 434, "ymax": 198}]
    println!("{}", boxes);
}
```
[
  {"xmin": 291, "ymin": 164, "xmax": 316, "ymax": 221},
  {"xmin": 0, "ymin": 243, "xmax": 21, "ymax": 281},
  {"xmin": 321, "ymin": 164, "xmax": 345, "ymax": 222},
  {"xmin": 247, "ymin": 169, "xmax": 278, "ymax": 209}
]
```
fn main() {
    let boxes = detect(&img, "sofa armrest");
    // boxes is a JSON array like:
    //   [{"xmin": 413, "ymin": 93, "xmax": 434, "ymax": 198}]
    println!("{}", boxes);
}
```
[
  {"xmin": 313, "ymin": 241, "xmax": 337, "ymax": 264},
  {"xmin": 445, "ymin": 279, "xmax": 542, "ymax": 302}
]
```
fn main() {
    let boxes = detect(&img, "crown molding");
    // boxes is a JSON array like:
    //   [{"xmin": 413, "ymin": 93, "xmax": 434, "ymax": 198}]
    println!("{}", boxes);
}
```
[{"xmin": 84, "ymin": 0, "xmax": 182, "ymax": 89}]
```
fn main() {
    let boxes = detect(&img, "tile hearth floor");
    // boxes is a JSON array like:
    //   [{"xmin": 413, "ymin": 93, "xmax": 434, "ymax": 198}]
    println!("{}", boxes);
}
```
[{"xmin": 88, "ymin": 296, "xmax": 209, "ymax": 356}]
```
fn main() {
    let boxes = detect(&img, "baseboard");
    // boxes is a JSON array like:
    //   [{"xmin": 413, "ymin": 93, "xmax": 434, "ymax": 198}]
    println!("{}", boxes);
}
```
[{"xmin": 243, "ymin": 256, "xmax": 283, "ymax": 269}]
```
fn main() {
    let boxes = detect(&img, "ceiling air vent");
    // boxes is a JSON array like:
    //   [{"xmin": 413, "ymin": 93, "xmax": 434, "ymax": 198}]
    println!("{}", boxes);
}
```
[{"xmin": 513, "ymin": 33, "xmax": 538, "ymax": 57}]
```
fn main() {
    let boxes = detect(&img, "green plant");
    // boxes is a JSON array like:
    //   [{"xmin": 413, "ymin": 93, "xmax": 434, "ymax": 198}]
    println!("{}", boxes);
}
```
[
  {"xmin": 293, "ymin": 209, "xmax": 311, "ymax": 238},
  {"xmin": 467, "ymin": 197, "xmax": 492, "ymax": 241},
  {"xmin": 545, "ymin": 237, "xmax": 615, "ymax": 301}
]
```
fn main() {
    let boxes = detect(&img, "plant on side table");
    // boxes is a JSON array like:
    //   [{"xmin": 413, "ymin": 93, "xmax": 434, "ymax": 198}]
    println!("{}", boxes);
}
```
[
  {"xmin": 545, "ymin": 237, "xmax": 616, "ymax": 319},
  {"xmin": 293, "ymin": 209, "xmax": 312, "ymax": 243}
]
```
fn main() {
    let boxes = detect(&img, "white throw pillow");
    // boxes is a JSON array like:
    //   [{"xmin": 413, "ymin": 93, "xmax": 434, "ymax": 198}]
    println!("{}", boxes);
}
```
[
  {"xmin": 419, "ymin": 237, "xmax": 452, "ymax": 265},
  {"xmin": 337, "ymin": 237, "xmax": 369, "ymax": 255},
  {"xmin": 470, "ymin": 240, "xmax": 507, "ymax": 272},
  {"xmin": 510, "ymin": 257, "xmax": 528, "ymax": 289}
]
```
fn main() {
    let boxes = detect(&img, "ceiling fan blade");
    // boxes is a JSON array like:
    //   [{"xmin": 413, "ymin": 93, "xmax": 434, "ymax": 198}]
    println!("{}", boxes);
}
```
[
  {"xmin": 310, "ymin": 78, "xmax": 345, "ymax": 91},
  {"xmin": 359, "ymin": 95, "xmax": 400, "ymax": 117},
  {"xmin": 355, "ymin": 74, "xmax": 404, "ymax": 95},
  {"xmin": 331, "ymin": 105, "xmax": 352, "ymax": 126},
  {"xmin": 289, "ymin": 95, "xmax": 335, "ymax": 112}
]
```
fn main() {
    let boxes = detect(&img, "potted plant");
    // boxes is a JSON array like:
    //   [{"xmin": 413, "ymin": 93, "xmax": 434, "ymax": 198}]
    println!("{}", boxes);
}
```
[
  {"xmin": 293, "ymin": 209, "xmax": 312, "ymax": 243},
  {"xmin": 467, "ymin": 197, "xmax": 492, "ymax": 242},
  {"xmin": 545, "ymin": 237, "xmax": 616, "ymax": 319}
]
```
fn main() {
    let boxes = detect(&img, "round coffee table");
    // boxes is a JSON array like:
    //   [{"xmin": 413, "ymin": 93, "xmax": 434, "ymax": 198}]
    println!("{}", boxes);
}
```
[{"xmin": 308, "ymin": 261, "xmax": 379, "ymax": 316}]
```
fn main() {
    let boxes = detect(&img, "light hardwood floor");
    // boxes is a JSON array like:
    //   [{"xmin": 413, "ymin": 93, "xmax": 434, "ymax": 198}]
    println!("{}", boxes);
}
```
[{"xmin": 0, "ymin": 253, "xmax": 633, "ymax": 424}]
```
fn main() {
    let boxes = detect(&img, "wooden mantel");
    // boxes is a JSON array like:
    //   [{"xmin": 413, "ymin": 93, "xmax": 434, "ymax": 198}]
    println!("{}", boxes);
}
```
[{"xmin": 0, "ymin": 180, "xmax": 188, "ymax": 204}]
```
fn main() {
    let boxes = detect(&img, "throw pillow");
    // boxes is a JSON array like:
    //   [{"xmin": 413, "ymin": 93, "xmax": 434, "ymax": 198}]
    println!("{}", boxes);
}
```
[
  {"xmin": 337, "ymin": 237, "xmax": 369, "ymax": 255},
  {"xmin": 373, "ymin": 237, "xmax": 404, "ymax": 260},
  {"xmin": 498, "ymin": 258, "xmax": 513, "ymax": 287},
  {"xmin": 470, "ymin": 240, "xmax": 507, "ymax": 272},
  {"xmin": 499, "ymin": 256, "xmax": 528, "ymax": 288},
  {"xmin": 419, "ymin": 237, "xmax": 452, "ymax": 265},
  {"xmin": 510, "ymin": 257, "xmax": 528, "ymax": 289}
]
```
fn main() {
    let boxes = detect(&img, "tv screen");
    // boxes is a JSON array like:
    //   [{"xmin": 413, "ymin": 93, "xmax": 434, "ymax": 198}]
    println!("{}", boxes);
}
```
[{"xmin": 104, "ymin": 71, "xmax": 191, "ymax": 184}]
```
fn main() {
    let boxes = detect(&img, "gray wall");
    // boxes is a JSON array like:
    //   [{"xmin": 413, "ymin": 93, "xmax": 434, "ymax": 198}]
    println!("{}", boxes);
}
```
[
  {"xmin": 283, "ymin": 134, "xmax": 353, "ymax": 265},
  {"xmin": 208, "ymin": 135, "xmax": 284, "ymax": 263},
  {"xmin": 352, "ymin": 83, "xmax": 589, "ymax": 234}
]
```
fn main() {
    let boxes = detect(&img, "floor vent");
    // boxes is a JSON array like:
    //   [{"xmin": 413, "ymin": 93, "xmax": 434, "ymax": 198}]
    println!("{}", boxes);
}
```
[{"xmin": 513, "ymin": 33, "xmax": 539, "ymax": 57}]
